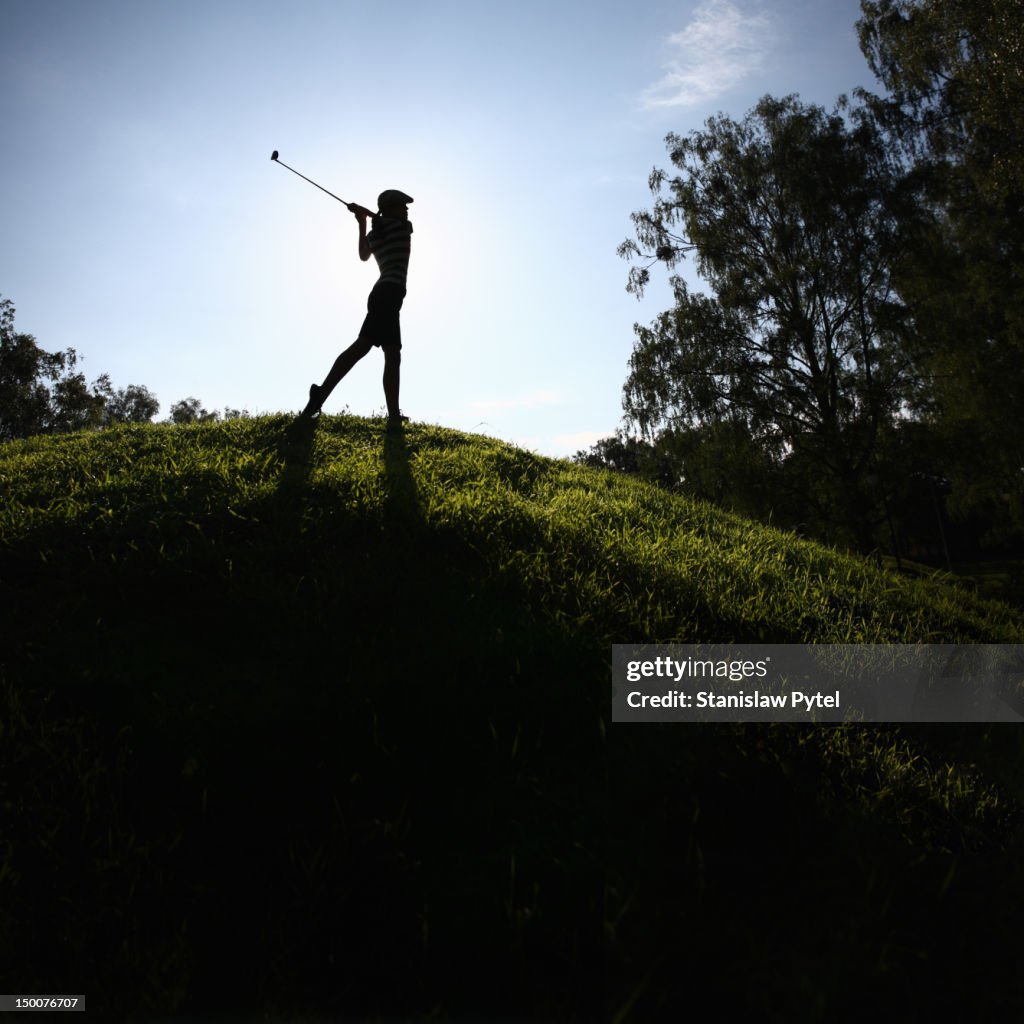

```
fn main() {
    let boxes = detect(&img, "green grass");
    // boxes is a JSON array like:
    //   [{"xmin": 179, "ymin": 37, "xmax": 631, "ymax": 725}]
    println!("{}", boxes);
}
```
[{"xmin": 2, "ymin": 415, "xmax": 1024, "ymax": 1021}]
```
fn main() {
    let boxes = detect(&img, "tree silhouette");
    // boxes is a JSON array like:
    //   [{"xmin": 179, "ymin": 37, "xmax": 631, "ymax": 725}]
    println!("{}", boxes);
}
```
[
  {"xmin": 0, "ymin": 295, "xmax": 161, "ymax": 439},
  {"xmin": 618, "ymin": 96, "xmax": 915, "ymax": 550}
]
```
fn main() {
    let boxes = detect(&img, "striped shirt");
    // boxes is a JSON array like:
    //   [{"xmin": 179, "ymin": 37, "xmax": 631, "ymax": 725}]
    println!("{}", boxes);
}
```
[{"xmin": 367, "ymin": 218, "xmax": 413, "ymax": 289}]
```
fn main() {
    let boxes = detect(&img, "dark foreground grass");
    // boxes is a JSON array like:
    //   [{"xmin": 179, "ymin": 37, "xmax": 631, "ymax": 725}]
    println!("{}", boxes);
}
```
[{"xmin": 2, "ymin": 415, "xmax": 1024, "ymax": 1021}]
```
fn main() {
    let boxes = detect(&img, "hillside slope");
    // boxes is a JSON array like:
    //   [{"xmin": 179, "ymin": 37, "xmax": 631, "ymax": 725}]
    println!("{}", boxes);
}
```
[{"xmin": 2, "ymin": 415, "xmax": 1023, "ymax": 1021}]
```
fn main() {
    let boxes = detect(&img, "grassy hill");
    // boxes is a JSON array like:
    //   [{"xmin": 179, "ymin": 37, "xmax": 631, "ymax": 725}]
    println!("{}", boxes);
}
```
[{"xmin": 2, "ymin": 414, "xmax": 1024, "ymax": 1021}]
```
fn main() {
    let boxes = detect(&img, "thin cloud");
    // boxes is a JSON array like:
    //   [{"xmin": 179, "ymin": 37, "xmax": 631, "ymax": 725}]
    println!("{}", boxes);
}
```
[{"xmin": 639, "ymin": 0, "xmax": 774, "ymax": 109}]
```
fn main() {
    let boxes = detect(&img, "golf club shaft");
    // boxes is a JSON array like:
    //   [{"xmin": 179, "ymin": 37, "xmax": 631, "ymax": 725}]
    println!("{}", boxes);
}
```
[{"xmin": 271, "ymin": 152, "xmax": 355, "ymax": 209}]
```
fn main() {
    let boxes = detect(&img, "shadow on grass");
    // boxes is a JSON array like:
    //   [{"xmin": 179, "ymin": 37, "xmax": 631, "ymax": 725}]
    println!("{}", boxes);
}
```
[
  {"xmin": 382, "ymin": 423, "xmax": 422, "ymax": 527},
  {"xmin": 49, "ymin": 417, "xmax": 605, "ymax": 1020},
  {"xmin": 277, "ymin": 413, "xmax": 318, "ymax": 492}
]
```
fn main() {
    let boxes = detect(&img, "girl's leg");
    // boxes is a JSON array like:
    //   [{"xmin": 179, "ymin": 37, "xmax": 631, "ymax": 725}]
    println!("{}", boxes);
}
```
[
  {"xmin": 382, "ymin": 345, "xmax": 401, "ymax": 420},
  {"xmin": 305, "ymin": 337, "xmax": 373, "ymax": 416}
]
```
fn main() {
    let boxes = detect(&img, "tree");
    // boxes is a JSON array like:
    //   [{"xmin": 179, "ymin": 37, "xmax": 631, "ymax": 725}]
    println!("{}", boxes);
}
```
[
  {"xmin": 49, "ymin": 366, "xmax": 106, "ymax": 434},
  {"xmin": 573, "ymin": 430, "xmax": 680, "ymax": 488},
  {"xmin": 618, "ymin": 95, "xmax": 916, "ymax": 550},
  {"xmin": 168, "ymin": 397, "xmax": 219, "ymax": 425},
  {"xmin": 0, "ymin": 297, "xmax": 62, "ymax": 440},
  {"xmin": 0, "ymin": 296, "xmax": 106, "ymax": 438},
  {"xmin": 93, "ymin": 376, "xmax": 161, "ymax": 425},
  {"xmin": 1, "ymin": 296, "xmax": 161, "ymax": 440},
  {"xmin": 857, "ymin": 0, "xmax": 1024, "ymax": 200},
  {"xmin": 856, "ymin": 0, "xmax": 1024, "ymax": 541}
]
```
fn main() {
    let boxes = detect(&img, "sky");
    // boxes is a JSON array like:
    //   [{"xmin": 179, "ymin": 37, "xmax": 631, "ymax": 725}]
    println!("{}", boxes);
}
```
[{"xmin": 1, "ymin": 0, "xmax": 875, "ymax": 458}]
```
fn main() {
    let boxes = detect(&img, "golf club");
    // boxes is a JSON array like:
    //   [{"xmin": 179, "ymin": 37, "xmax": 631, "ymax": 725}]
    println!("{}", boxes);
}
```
[{"xmin": 270, "ymin": 150, "xmax": 373, "ymax": 216}]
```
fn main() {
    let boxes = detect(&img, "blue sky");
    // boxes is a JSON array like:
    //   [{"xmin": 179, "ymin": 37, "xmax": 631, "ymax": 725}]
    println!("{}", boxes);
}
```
[{"xmin": 2, "ymin": 0, "xmax": 873, "ymax": 457}]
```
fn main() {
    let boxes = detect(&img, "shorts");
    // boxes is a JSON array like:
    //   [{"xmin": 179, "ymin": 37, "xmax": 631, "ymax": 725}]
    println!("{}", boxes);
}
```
[{"xmin": 358, "ymin": 281, "xmax": 406, "ymax": 350}]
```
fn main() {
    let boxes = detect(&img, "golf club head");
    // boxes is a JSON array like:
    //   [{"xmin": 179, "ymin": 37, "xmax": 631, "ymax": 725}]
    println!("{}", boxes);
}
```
[{"xmin": 271, "ymin": 150, "xmax": 279, "ymax": 161}]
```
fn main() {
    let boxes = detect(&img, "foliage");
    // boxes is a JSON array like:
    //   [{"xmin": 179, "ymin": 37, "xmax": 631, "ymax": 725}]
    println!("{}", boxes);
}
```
[
  {"xmin": 2, "ymin": 416, "xmax": 1024, "ymax": 1018},
  {"xmin": 0, "ymin": 296, "xmax": 160, "ymax": 439},
  {"xmin": 856, "ymin": 0, "xmax": 1024, "ymax": 540},
  {"xmin": 573, "ymin": 428, "xmax": 679, "ymax": 489},
  {"xmin": 93, "ymin": 375, "xmax": 161, "ymax": 426},
  {"xmin": 0, "ymin": 295, "xmax": 247, "ymax": 438},
  {"xmin": 618, "ymin": 96, "xmax": 917, "ymax": 550},
  {"xmin": 167, "ymin": 397, "xmax": 251, "ymax": 425},
  {"xmin": 612, "ymin": 2, "xmax": 1023, "ymax": 554},
  {"xmin": 1, "ymin": 297, "xmax": 91, "ymax": 439},
  {"xmin": 167, "ymin": 396, "xmax": 220, "ymax": 424},
  {"xmin": 857, "ymin": 0, "xmax": 1024, "ymax": 199}
]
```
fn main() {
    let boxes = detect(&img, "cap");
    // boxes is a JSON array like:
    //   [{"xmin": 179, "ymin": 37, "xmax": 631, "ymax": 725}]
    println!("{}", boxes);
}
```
[{"xmin": 377, "ymin": 189, "xmax": 414, "ymax": 210}]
